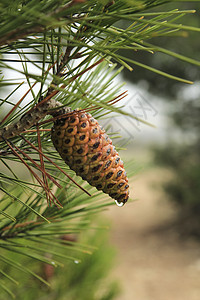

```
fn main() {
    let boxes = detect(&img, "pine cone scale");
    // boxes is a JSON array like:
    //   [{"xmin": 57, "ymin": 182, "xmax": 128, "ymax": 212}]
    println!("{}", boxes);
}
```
[{"xmin": 51, "ymin": 110, "xmax": 129, "ymax": 204}]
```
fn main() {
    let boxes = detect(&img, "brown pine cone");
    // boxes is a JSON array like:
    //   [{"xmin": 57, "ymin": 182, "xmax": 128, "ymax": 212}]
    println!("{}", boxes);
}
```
[{"xmin": 51, "ymin": 110, "xmax": 129, "ymax": 205}]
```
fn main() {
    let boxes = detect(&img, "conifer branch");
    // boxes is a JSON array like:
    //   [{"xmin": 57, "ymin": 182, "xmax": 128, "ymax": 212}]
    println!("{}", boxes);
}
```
[
  {"xmin": 0, "ymin": 1, "xmax": 200, "ymax": 296},
  {"xmin": 0, "ymin": 98, "xmax": 65, "ymax": 141},
  {"xmin": 0, "ymin": 55, "xmax": 105, "ymax": 142},
  {"xmin": 0, "ymin": 0, "xmax": 86, "ymax": 47}
]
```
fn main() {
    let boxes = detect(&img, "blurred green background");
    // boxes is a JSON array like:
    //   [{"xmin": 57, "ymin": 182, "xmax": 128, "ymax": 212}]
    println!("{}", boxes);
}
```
[{"xmin": 104, "ymin": 2, "xmax": 200, "ymax": 299}]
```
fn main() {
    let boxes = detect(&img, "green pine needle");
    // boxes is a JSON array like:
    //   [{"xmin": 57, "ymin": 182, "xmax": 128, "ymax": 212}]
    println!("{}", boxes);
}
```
[{"xmin": 0, "ymin": 0, "xmax": 200, "ymax": 296}]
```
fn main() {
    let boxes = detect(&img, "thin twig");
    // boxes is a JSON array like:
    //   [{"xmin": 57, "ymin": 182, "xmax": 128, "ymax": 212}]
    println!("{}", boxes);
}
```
[
  {"xmin": 37, "ymin": 125, "xmax": 51, "ymax": 206},
  {"xmin": 22, "ymin": 129, "xmax": 51, "ymax": 133}
]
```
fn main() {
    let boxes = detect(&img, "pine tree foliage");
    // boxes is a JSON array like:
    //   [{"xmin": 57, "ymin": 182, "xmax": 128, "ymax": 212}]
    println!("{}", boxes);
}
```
[{"xmin": 0, "ymin": 0, "xmax": 200, "ymax": 297}]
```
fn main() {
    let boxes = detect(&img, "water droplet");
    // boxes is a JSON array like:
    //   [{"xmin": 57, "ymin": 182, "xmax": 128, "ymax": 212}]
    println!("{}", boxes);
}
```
[
  {"xmin": 115, "ymin": 200, "xmax": 124, "ymax": 207},
  {"xmin": 51, "ymin": 261, "xmax": 56, "ymax": 265},
  {"xmin": 74, "ymin": 260, "xmax": 80, "ymax": 264}
]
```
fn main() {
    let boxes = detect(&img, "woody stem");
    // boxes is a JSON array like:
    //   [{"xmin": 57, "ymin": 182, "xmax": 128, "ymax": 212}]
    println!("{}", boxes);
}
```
[{"xmin": 0, "ymin": 99, "xmax": 70, "ymax": 142}]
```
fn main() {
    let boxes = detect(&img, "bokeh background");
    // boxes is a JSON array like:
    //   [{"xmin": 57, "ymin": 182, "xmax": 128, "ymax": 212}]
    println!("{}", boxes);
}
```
[{"xmin": 102, "ymin": 1, "xmax": 200, "ymax": 299}]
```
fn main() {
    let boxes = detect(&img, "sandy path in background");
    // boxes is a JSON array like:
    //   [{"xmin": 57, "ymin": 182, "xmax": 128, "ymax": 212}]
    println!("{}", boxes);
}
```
[{"xmin": 105, "ymin": 168, "xmax": 200, "ymax": 300}]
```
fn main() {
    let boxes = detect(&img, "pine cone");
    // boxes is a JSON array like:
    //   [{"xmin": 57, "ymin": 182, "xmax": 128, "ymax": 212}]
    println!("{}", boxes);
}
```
[{"xmin": 51, "ymin": 110, "xmax": 129, "ymax": 205}]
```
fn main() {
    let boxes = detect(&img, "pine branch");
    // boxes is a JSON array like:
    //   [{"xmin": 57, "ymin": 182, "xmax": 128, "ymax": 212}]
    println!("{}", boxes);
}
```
[
  {"xmin": 0, "ymin": 0, "xmax": 200, "ymax": 296},
  {"xmin": 0, "ymin": 0, "xmax": 86, "ymax": 47}
]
